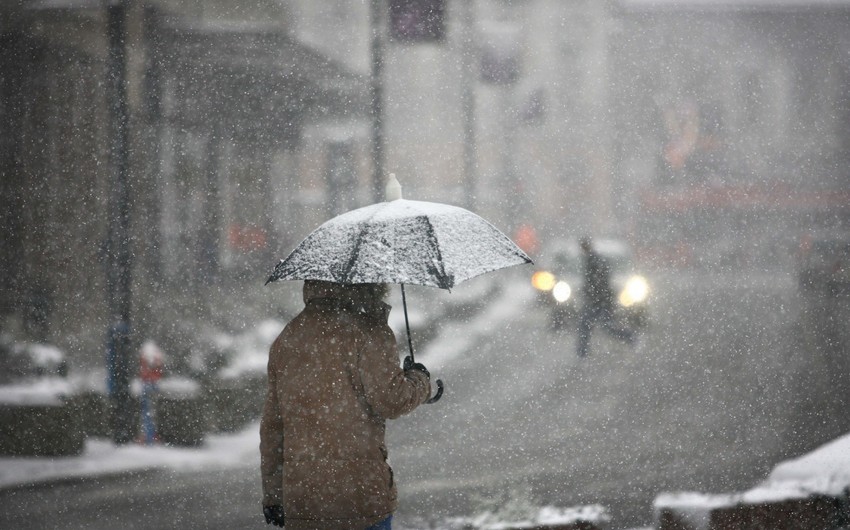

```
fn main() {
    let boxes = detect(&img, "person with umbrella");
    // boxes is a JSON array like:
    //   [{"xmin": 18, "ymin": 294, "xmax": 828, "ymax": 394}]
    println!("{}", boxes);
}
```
[
  {"xmin": 261, "ymin": 174, "xmax": 531, "ymax": 528},
  {"xmin": 260, "ymin": 280, "xmax": 432, "ymax": 529}
]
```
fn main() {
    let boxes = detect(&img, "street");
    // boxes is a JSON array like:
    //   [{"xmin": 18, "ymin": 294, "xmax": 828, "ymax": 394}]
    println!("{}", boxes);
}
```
[
  {"xmin": 1, "ymin": 270, "xmax": 848, "ymax": 529},
  {"xmin": 392, "ymin": 270, "xmax": 850, "ymax": 528}
]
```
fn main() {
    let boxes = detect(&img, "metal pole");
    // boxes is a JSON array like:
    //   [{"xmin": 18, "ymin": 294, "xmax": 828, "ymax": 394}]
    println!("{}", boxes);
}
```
[
  {"xmin": 106, "ymin": 0, "xmax": 135, "ymax": 445},
  {"xmin": 461, "ymin": 0, "xmax": 477, "ymax": 211},
  {"xmin": 199, "ymin": 123, "xmax": 222, "ymax": 284},
  {"xmin": 370, "ymin": 0, "xmax": 386, "ymax": 203}
]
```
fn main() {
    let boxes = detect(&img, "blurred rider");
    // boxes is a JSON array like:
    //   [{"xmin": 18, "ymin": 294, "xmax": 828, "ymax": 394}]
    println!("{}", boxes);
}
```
[{"xmin": 576, "ymin": 236, "xmax": 634, "ymax": 358}]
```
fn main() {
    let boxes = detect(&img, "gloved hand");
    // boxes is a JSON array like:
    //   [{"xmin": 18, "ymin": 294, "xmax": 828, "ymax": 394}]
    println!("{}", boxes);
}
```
[
  {"xmin": 403, "ymin": 355, "xmax": 430, "ymax": 379},
  {"xmin": 263, "ymin": 505, "xmax": 285, "ymax": 527}
]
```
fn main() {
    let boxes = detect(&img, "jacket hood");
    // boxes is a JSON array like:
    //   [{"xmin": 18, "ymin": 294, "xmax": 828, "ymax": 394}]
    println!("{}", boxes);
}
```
[{"xmin": 303, "ymin": 280, "xmax": 390, "ymax": 320}]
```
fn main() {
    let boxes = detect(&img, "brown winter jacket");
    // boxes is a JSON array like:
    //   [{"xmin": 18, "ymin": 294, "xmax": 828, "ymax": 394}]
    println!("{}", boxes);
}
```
[{"xmin": 260, "ymin": 281, "xmax": 431, "ymax": 530}]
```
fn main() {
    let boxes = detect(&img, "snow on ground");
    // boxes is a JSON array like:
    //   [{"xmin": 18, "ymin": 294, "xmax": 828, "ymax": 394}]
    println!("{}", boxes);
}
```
[
  {"xmin": 764, "ymin": 431, "xmax": 850, "ymax": 497},
  {"xmin": 211, "ymin": 319, "xmax": 283, "ymax": 380},
  {"xmin": 654, "ymin": 431, "xmax": 850, "ymax": 522},
  {"xmin": 451, "ymin": 504, "xmax": 611, "ymax": 530},
  {"xmin": 418, "ymin": 275, "xmax": 533, "ymax": 370},
  {"xmin": 0, "ymin": 421, "xmax": 261, "ymax": 491},
  {"xmin": 0, "ymin": 274, "xmax": 527, "ymax": 488},
  {"xmin": 0, "ymin": 276, "xmax": 527, "ymax": 493}
]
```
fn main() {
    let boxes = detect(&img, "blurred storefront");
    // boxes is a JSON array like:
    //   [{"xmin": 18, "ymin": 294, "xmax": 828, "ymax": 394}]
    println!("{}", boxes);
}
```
[{"xmin": 0, "ymin": 1, "xmax": 368, "ymax": 366}]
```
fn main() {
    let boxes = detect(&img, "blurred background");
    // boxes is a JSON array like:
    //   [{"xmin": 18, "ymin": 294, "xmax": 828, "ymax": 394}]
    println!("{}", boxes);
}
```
[
  {"xmin": 2, "ymin": 0, "xmax": 848, "ymax": 373},
  {"xmin": 1, "ymin": 2, "xmax": 849, "ymax": 526}
]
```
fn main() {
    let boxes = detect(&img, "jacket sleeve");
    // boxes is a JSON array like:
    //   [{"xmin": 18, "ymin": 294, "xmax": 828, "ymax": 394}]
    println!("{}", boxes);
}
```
[
  {"xmin": 259, "ymin": 341, "xmax": 284, "ymax": 506},
  {"xmin": 358, "ymin": 323, "xmax": 431, "ymax": 420}
]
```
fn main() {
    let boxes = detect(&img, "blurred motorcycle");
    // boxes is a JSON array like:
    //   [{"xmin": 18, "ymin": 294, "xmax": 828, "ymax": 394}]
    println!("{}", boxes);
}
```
[{"xmin": 531, "ymin": 238, "xmax": 650, "ymax": 332}]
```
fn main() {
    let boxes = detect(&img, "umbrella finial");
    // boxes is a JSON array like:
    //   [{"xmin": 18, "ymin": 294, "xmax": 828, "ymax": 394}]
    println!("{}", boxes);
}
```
[{"xmin": 385, "ymin": 173, "xmax": 403, "ymax": 201}]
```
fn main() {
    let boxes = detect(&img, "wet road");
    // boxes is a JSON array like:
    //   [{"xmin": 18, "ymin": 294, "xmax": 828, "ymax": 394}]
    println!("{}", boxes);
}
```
[
  {"xmin": 0, "ymin": 467, "xmax": 260, "ymax": 529},
  {"xmin": 390, "ymin": 270, "xmax": 850, "ymax": 528},
  {"xmin": 2, "ymin": 271, "xmax": 848, "ymax": 529}
]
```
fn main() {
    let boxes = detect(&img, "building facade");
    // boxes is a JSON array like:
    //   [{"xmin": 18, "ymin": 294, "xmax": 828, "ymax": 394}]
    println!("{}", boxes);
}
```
[{"xmin": 0, "ymin": 1, "xmax": 369, "ymax": 367}]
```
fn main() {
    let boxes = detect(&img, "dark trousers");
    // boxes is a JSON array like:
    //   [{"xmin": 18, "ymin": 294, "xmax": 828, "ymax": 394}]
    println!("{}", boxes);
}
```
[
  {"xmin": 577, "ymin": 304, "xmax": 634, "ymax": 357},
  {"xmin": 365, "ymin": 515, "xmax": 392, "ymax": 530}
]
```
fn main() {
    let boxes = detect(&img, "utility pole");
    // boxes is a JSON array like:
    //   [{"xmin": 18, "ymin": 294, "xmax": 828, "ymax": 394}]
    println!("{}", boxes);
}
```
[
  {"xmin": 461, "ymin": 0, "xmax": 477, "ymax": 211},
  {"xmin": 370, "ymin": 0, "xmax": 386, "ymax": 203},
  {"xmin": 105, "ymin": 0, "xmax": 135, "ymax": 445}
]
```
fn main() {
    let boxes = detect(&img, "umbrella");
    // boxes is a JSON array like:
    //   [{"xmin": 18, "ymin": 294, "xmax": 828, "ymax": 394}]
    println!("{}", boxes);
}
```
[{"xmin": 265, "ymin": 175, "xmax": 533, "ymax": 402}]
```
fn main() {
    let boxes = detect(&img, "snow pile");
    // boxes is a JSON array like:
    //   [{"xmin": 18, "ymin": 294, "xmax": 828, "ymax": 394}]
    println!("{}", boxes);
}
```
[
  {"xmin": 25, "ymin": 343, "xmax": 65, "ymax": 369},
  {"xmin": 759, "ymin": 432, "xmax": 850, "ymax": 499},
  {"xmin": 0, "ymin": 421, "xmax": 261, "ymax": 490},
  {"xmin": 157, "ymin": 376, "xmax": 201, "ymax": 399},
  {"xmin": 653, "ymin": 492, "xmax": 738, "ymax": 530},
  {"xmin": 456, "ymin": 504, "xmax": 610, "ymax": 530},
  {"xmin": 654, "ymin": 431, "xmax": 850, "ymax": 527},
  {"xmin": 420, "ymin": 278, "xmax": 533, "ymax": 369},
  {"xmin": 444, "ymin": 483, "xmax": 610, "ymax": 530},
  {"xmin": 210, "ymin": 319, "xmax": 282, "ymax": 380},
  {"xmin": 0, "ymin": 337, "xmax": 75, "ymax": 405},
  {"xmin": 0, "ymin": 377, "xmax": 77, "ymax": 406},
  {"xmin": 129, "ymin": 376, "xmax": 200, "ymax": 399},
  {"xmin": 0, "ymin": 336, "xmax": 68, "ymax": 381}
]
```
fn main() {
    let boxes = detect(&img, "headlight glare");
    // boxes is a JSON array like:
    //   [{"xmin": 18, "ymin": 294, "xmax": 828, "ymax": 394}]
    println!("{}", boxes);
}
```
[
  {"xmin": 552, "ymin": 281, "xmax": 572, "ymax": 303},
  {"xmin": 532, "ymin": 271, "xmax": 557, "ymax": 291},
  {"xmin": 619, "ymin": 275, "xmax": 649, "ymax": 307}
]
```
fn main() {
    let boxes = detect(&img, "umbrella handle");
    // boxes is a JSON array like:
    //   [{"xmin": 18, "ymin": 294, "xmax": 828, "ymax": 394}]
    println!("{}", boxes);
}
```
[
  {"xmin": 426, "ymin": 379, "xmax": 444, "ymax": 404},
  {"xmin": 400, "ymin": 284, "xmax": 442, "ymax": 404}
]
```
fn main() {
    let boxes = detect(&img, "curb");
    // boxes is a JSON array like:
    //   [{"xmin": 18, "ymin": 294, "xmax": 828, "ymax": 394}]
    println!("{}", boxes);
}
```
[{"xmin": 0, "ymin": 466, "xmax": 162, "ymax": 495}]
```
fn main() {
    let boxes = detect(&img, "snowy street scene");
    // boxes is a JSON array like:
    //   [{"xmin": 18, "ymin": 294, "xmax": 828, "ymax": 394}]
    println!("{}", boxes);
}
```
[
  {"xmin": 2, "ymin": 1, "xmax": 850, "ymax": 529},
  {"xmin": 2, "ymin": 271, "xmax": 850, "ymax": 528}
]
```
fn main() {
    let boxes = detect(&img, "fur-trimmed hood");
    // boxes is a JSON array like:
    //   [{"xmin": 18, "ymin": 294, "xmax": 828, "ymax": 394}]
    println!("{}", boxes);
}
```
[{"xmin": 302, "ymin": 280, "xmax": 391, "ymax": 321}]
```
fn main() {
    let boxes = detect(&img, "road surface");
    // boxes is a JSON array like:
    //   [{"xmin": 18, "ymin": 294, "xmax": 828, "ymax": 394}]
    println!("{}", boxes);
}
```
[{"xmin": 391, "ymin": 270, "xmax": 850, "ymax": 528}]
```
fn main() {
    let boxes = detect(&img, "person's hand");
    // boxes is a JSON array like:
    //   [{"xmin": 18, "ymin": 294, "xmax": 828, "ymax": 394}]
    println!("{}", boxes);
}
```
[
  {"xmin": 263, "ymin": 505, "xmax": 285, "ymax": 527},
  {"xmin": 403, "ymin": 355, "xmax": 430, "ymax": 379}
]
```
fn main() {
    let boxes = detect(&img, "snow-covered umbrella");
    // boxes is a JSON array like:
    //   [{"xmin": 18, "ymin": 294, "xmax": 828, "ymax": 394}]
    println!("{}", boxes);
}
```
[{"xmin": 265, "ymin": 174, "xmax": 533, "ymax": 402}]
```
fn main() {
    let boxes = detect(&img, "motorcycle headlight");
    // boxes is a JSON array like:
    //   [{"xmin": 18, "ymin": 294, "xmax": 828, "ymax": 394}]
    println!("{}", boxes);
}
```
[
  {"xmin": 619, "ymin": 275, "xmax": 649, "ymax": 307},
  {"xmin": 531, "ymin": 271, "xmax": 557, "ymax": 292},
  {"xmin": 552, "ymin": 281, "xmax": 572, "ymax": 303}
]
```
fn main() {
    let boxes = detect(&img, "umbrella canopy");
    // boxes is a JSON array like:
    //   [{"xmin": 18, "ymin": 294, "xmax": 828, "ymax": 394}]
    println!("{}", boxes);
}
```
[{"xmin": 265, "ymin": 199, "xmax": 532, "ymax": 289}]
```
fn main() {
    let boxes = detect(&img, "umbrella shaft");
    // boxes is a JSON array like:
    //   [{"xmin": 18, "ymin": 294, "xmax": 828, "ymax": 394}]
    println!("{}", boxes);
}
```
[{"xmin": 401, "ymin": 283, "xmax": 415, "ymax": 363}]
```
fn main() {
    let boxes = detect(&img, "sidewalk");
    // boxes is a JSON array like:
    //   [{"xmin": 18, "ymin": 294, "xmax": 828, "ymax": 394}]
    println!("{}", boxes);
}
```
[
  {"xmin": 4, "ymin": 424, "xmax": 848, "ymax": 528},
  {"xmin": 0, "ymin": 420, "xmax": 260, "ymax": 492},
  {"xmin": 0, "ymin": 276, "xmax": 507, "ymax": 494}
]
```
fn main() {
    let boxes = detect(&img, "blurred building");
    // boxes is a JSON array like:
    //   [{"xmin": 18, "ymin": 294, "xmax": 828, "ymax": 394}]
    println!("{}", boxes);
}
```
[
  {"xmin": 611, "ymin": 0, "xmax": 850, "ymax": 269},
  {"xmin": 1, "ymin": 0, "xmax": 849, "ymax": 368},
  {"xmin": 0, "ymin": 0, "xmax": 369, "ymax": 366}
]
